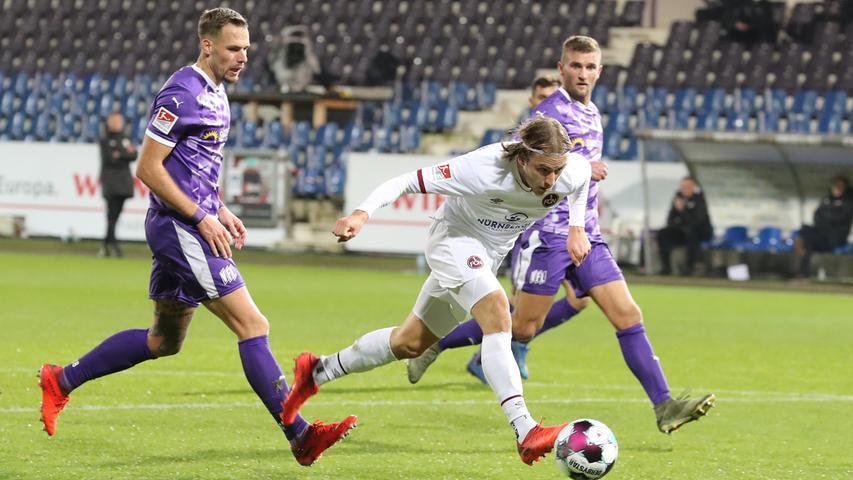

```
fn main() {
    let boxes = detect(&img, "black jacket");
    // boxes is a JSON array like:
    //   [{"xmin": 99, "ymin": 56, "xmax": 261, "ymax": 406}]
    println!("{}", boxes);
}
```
[
  {"xmin": 99, "ymin": 131, "xmax": 136, "ymax": 198},
  {"xmin": 813, "ymin": 189, "xmax": 853, "ymax": 248},
  {"xmin": 666, "ymin": 190, "xmax": 713, "ymax": 240}
]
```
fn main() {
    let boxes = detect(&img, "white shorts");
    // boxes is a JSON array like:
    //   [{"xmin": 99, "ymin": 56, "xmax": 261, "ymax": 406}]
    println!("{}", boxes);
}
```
[{"xmin": 412, "ymin": 220, "xmax": 505, "ymax": 337}]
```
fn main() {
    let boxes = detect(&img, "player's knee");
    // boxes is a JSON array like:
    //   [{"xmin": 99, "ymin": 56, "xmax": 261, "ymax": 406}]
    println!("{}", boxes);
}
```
[
  {"xmin": 511, "ymin": 316, "xmax": 541, "ymax": 342},
  {"xmin": 243, "ymin": 313, "xmax": 270, "ymax": 338},
  {"xmin": 147, "ymin": 335, "xmax": 184, "ymax": 357},
  {"xmin": 611, "ymin": 302, "xmax": 643, "ymax": 330}
]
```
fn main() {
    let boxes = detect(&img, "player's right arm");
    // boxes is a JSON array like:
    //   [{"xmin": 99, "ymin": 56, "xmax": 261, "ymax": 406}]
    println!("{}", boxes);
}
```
[
  {"xmin": 334, "ymin": 153, "xmax": 482, "ymax": 242},
  {"xmin": 136, "ymin": 133, "xmax": 234, "ymax": 258}
]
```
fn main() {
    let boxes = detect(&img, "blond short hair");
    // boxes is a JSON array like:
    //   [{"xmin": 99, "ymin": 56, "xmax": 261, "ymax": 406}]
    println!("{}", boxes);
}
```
[{"xmin": 198, "ymin": 7, "xmax": 247, "ymax": 40}]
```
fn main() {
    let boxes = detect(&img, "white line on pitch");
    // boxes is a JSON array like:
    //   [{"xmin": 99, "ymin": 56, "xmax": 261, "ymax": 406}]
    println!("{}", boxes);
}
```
[
  {"xmin": 3, "ymin": 393, "xmax": 853, "ymax": 414},
  {"xmin": 4, "ymin": 368, "xmax": 850, "ymax": 401}
]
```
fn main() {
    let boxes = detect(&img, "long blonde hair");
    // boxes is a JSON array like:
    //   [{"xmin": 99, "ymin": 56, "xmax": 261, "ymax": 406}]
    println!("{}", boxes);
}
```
[{"xmin": 503, "ymin": 116, "xmax": 571, "ymax": 163}]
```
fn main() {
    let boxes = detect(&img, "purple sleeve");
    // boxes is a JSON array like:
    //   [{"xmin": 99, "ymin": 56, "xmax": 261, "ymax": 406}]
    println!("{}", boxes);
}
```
[{"xmin": 145, "ymin": 86, "xmax": 197, "ymax": 147}]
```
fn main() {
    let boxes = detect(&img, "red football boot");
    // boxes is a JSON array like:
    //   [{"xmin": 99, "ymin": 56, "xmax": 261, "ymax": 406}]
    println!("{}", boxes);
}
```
[
  {"xmin": 38, "ymin": 364, "xmax": 70, "ymax": 436},
  {"xmin": 517, "ymin": 422, "xmax": 568, "ymax": 465},
  {"xmin": 291, "ymin": 415, "xmax": 357, "ymax": 466},
  {"xmin": 280, "ymin": 352, "xmax": 320, "ymax": 426}
]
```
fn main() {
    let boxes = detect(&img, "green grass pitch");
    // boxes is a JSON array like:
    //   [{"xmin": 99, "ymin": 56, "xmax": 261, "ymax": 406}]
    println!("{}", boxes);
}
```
[{"xmin": 0, "ymin": 250, "xmax": 851, "ymax": 479}]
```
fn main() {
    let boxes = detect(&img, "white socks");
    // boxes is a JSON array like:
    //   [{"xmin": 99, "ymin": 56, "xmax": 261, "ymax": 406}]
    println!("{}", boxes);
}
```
[
  {"xmin": 481, "ymin": 331, "xmax": 536, "ymax": 441},
  {"xmin": 313, "ymin": 327, "xmax": 397, "ymax": 386}
]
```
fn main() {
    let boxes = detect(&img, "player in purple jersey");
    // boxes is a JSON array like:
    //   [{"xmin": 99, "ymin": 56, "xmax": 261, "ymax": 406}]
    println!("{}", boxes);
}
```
[
  {"xmin": 407, "ymin": 36, "xmax": 715, "ymax": 434},
  {"xmin": 37, "ymin": 8, "xmax": 354, "ymax": 466}
]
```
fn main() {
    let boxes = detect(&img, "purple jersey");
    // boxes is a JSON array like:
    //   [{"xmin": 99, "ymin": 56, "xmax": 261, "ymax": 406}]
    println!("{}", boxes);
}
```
[
  {"xmin": 144, "ymin": 65, "xmax": 229, "ymax": 217},
  {"xmin": 530, "ymin": 87, "xmax": 604, "ymax": 243}
]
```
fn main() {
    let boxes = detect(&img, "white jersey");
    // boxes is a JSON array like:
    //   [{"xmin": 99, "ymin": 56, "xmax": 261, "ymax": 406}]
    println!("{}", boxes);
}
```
[{"xmin": 355, "ymin": 142, "xmax": 591, "ymax": 258}]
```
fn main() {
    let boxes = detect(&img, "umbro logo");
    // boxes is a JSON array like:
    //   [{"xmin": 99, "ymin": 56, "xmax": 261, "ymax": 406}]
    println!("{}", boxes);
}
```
[{"xmin": 489, "ymin": 198, "xmax": 504, "ymax": 204}]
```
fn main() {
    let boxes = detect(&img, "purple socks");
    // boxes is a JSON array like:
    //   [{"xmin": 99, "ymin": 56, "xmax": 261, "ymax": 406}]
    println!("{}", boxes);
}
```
[
  {"xmin": 238, "ymin": 335, "xmax": 309, "ymax": 441},
  {"xmin": 616, "ymin": 323, "xmax": 671, "ymax": 405},
  {"xmin": 59, "ymin": 329, "xmax": 309, "ymax": 443},
  {"xmin": 438, "ymin": 318, "xmax": 484, "ymax": 349},
  {"xmin": 60, "ymin": 328, "xmax": 156, "ymax": 393}
]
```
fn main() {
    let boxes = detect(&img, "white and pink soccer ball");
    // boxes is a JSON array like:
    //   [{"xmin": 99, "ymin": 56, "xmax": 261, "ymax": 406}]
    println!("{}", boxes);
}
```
[{"xmin": 554, "ymin": 419, "xmax": 618, "ymax": 479}]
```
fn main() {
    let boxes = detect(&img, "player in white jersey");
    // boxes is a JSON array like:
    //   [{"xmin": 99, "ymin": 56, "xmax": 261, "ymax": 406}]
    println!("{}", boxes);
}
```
[{"xmin": 280, "ymin": 116, "xmax": 591, "ymax": 465}]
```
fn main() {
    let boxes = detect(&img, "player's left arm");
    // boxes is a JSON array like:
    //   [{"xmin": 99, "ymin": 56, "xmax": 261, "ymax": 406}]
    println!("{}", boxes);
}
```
[
  {"xmin": 217, "ymin": 205, "xmax": 247, "ymax": 250},
  {"xmin": 136, "ymin": 136, "xmax": 234, "ymax": 257},
  {"xmin": 562, "ymin": 153, "xmax": 592, "ymax": 265}
]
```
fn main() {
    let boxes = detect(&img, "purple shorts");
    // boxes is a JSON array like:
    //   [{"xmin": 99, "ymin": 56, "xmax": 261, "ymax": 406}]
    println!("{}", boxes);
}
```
[
  {"xmin": 145, "ymin": 209, "xmax": 245, "ymax": 307},
  {"xmin": 511, "ymin": 228, "xmax": 623, "ymax": 298}
]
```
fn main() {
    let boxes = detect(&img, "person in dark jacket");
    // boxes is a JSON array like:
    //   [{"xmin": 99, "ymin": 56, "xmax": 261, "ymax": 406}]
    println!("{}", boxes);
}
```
[
  {"xmin": 795, "ymin": 175, "xmax": 853, "ymax": 276},
  {"xmin": 99, "ymin": 111, "xmax": 137, "ymax": 257},
  {"xmin": 657, "ymin": 176, "xmax": 713, "ymax": 275}
]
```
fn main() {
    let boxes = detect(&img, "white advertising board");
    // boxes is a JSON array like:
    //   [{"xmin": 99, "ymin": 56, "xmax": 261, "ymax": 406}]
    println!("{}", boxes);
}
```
[
  {"xmin": 0, "ymin": 141, "xmax": 150, "ymax": 241},
  {"xmin": 0, "ymin": 142, "xmax": 286, "ymax": 247}
]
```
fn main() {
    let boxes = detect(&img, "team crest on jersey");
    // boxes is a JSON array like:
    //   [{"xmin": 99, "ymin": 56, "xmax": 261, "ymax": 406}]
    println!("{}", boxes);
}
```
[
  {"xmin": 542, "ymin": 193, "xmax": 560, "ymax": 207},
  {"xmin": 570, "ymin": 137, "xmax": 586, "ymax": 149},
  {"xmin": 467, "ymin": 255, "xmax": 484, "ymax": 269},
  {"xmin": 152, "ymin": 107, "xmax": 178, "ymax": 135},
  {"xmin": 433, "ymin": 164, "xmax": 452, "ymax": 181}
]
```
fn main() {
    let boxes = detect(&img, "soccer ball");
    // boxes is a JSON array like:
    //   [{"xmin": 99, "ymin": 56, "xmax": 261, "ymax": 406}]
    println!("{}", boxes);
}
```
[{"xmin": 554, "ymin": 419, "xmax": 618, "ymax": 479}]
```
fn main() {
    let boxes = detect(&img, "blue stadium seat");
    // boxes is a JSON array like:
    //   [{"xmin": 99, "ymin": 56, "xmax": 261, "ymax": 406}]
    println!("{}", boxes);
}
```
[
  {"xmin": 479, "ymin": 128, "xmax": 506, "ymax": 146},
  {"xmin": 591, "ymin": 84, "xmax": 609, "ymax": 113},
  {"xmin": 731, "ymin": 88, "xmax": 757, "ymax": 115},
  {"xmin": 607, "ymin": 111, "xmax": 630, "ymax": 133},
  {"xmin": 0, "ymin": 91, "xmax": 14, "ymax": 116},
  {"xmin": 423, "ymin": 80, "xmax": 447, "ymax": 107},
  {"xmin": 264, "ymin": 120, "xmax": 285, "ymax": 149},
  {"xmin": 239, "ymin": 120, "xmax": 262, "ymax": 148},
  {"xmin": 12, "ymin": 72, "xmax": 30, "ymax": 96},
  {"xmin": 133, "ymin": 116, "xmax": 148, "ymax": 144},
  {"xmin": 374, "ymin": 126, "xmax": 401, "ymax": 152},
  {"xmin": 33, "ymin": 113, "xmax": 51, "ymax": 142},
  {"xmin": 818, "ymin": 90, "xmax": 846, "ymax": 134},
  {"xmin": 429, "ymin": 101, "xmax": 458, "ymax": 131},
  {"xmin": 381, "ymin": 101, "xmax": 402, "ymax": 129},
  {"xmin": 290, "ymin": 121, "xmax": 312, "ymax": 147},
  {"xmin": 708, "ymin": 225, "xmax": 750, "ymax": 249},
  {"xmin": 603, "ymin": 132, "xmax": 620, "ymax": 159},
  {"xmin": 340, "ymin": 122, "xmax": 363, "ymax": 149},
  {"xmin": 8, "ymin": 113, "xmax": 25, "ymax": 140},
  {"xmin": 695, "ymin": 109, "xmax": 721, "ymax": 130},
  {"xmin": 745, "ymin": 226, "xmax": 787, "ymax": 252},
  {"xmin": 453, "ymin": 81, "xmax": 478, "ymax": 110},
  {"xmin": 477, "ymin": 82, "xmax": 497, "ymax": 109},
  {"xmin": 672, "ymin": 88, "xmax": 697, "ymax": 115},
  {"xmin": 403, "ymin": 103, "xmax": 427, "ymax": 128},
  {"xmin": 230, "ymin": 103, "xmax": 243, "ymax": 122},
  {"xmin": 765, "ymin": 89, "xmax": 787, "ymax": 113},
  {"xmin": 399, "ymin": 125, "xmax": 421, "ymax": 152},
  {"xmin": 757, "ymin": 110, "xmax": 782, "ymax": 132},
  {"xmin": 313, "ymin": 122, "xmax": 339, "ymax": 147},
  {"xmin": 324, "ymin": 162, "xmax": 346, "ymax": 196},
  {"xmin": 81, "ymin": 115, "xmax": 100, "ymax": 142},
  {"xmin": 621, "ymin": 135, "xmax": 638, "ymax": 160},
  {"xmin": 616, "ymin": 85, "xmax": 640, "ymax": 113},
  {"xmin": 725, "ymin": 111, "xmax": 751, "ymax": 131}
]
